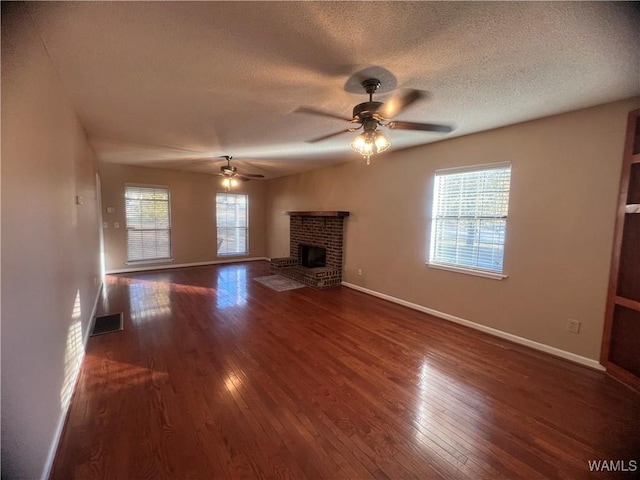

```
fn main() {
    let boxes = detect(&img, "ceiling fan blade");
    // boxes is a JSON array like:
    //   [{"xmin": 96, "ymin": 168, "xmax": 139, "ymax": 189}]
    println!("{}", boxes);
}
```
[
  {"xmin": 378, "ymin": 89, "xmax": 426, "ymax": 119},
  {"xmin": 306, "ymin": 128, "xmax": 357, "ymax": 143},
  {"xmin": 235, "ymin": 176, "xmax": 251, "ymax": 182},
  {"xmin": 241, "ymin": 173, "xmax": 265, "ymax": 178},
  {"xmin": 294, "ymin": 106, "xmax": 353, "ymax": 122},
  {"xmin": 386, "ymin": 121, "xmax": 453, "ymax": 133}
]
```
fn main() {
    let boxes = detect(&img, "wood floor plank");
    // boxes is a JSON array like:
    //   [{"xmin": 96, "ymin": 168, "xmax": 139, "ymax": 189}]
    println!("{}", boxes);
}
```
[{"xmin": 51, "ymin": 262, "xmax": 640, "ymax": 479}]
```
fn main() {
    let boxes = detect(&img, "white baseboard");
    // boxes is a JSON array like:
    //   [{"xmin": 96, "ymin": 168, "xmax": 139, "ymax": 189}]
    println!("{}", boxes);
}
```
[
  {"xmin": 40, "ymin": 281, "xmax": 104, "ymax": 480},
  {"xmin": 84, "ymin": 281, "xmax": 103, "ymax": 348},
  {"xmin": 341, "ymin": 281, "xmax": 605, "ymax": 372},
  {"xmin": 106, "ymin": 257, "xmax": 269, "ymax": 274}
]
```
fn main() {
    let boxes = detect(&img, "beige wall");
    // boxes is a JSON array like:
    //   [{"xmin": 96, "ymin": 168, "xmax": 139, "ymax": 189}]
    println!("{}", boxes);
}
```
[
  {"xmin": 266, "ymin": 99, "xmax": 640, "ymax": 361},
  {"xmin": 99, "ymin": 163, "xmax": 266, "ymax": 271},
  {"xmin": 1, "ymin": 5, "xmax": 102, "ymax": 478}
]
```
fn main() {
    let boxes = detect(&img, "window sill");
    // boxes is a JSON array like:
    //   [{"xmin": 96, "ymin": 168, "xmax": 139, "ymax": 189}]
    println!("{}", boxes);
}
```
[
  {"xmin": 126, "ymin": 258, "xmax": 174, "ymax": 265},
  {"xmin": 426, "ymin": 262, "xmax": 507, "ymax": 280}
]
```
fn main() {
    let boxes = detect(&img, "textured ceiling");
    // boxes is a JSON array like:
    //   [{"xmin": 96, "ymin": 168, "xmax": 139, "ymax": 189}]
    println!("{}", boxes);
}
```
[{"xmin": 21, "ymin": 1, "xmax": 640, "ymax": 179}]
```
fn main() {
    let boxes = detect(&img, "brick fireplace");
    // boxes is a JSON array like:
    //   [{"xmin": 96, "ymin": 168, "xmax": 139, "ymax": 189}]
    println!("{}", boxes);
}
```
[{"xmin": 271, "ymin": 211, "xmax": 349, "ymax": 288}]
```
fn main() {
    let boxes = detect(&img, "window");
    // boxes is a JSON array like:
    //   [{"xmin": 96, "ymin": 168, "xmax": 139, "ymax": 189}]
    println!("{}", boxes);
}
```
[
  {"xmin": 216, "ymin": 193, "xmax": 248, "ymax": 256},
  {"xmin": 125, "ymin": 185, "xmax": 171, "ymax": 262},
  {"xmin": 428, "ymin": 163, "xmax": 511, "ymax": 278}
]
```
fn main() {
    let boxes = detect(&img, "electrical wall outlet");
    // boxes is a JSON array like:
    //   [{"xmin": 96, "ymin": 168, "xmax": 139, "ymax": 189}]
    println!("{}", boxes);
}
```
[
  {"xmin": 567, "ymin": 319, "xmax": 581, "ymax": 334},
  {"xmin": 357, "ymin": 268, "xmax": 363, "ymax": 276}
]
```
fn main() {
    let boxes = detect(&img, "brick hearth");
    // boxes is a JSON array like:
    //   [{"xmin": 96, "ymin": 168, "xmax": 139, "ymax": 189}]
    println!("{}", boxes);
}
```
[{"xmin": 270, "ymin": 211, "xmax": 349, "ymax": 288}]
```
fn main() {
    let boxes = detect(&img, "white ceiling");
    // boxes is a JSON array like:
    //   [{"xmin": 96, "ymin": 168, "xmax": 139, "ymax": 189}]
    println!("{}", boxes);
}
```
[{"xmin": 25, "ymin": 1, "xmax": 640, "ymax": 179}]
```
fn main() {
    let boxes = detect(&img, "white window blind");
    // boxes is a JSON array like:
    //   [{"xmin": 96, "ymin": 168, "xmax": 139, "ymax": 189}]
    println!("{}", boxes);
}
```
[
  {"xmin": 125, "ymin": 185, "xmax": 171, "ymax": 262},
  {"xmin": 429, "ymin": 163, "xmax": 511, "ymax": 274},
  {"xmin": 216, "ymin": 193, "xmax": 248, "ymax": 256}
]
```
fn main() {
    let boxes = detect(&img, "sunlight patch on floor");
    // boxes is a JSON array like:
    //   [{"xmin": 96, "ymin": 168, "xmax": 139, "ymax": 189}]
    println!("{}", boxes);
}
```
[
  {"xmin": 128, "ymin": 281, "xmax": 172, "ymax": 325},
  {"xmin": 216, "ymin": 267, "xmax": 248, "ymax": 309}
]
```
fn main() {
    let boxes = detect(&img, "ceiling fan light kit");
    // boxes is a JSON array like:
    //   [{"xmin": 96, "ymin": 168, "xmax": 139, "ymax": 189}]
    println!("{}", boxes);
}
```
[
  {"xmin": 297, "ymin": 77, "xmax": 454, "ymax": 164},
  {"xmin": 350, "ymin": 131, "xmax": 390, "ymax": 165},
  {"xmin": 221, "ymin": 177, "xmax": 239, "ymax": 191}
]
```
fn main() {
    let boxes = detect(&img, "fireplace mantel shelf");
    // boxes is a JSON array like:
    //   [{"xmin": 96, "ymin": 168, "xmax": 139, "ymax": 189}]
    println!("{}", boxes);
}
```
[{"xmin": 285, "ymin": 211, "xmax": 350, "ymax": 217}]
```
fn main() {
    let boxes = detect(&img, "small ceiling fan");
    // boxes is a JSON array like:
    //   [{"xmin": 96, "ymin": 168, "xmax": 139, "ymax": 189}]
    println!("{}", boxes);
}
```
[
  {"xmin": 216, "ymin": 155, "xmax": 264, "ymax": 190},
  {"xmin": 295, "ymin": 78, "xmax": 454, "ymax": 163}
]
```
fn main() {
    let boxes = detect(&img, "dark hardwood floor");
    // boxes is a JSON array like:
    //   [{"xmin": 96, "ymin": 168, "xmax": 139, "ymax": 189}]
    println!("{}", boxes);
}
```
[{"xmin": 51, "ymin": 261, "xmax": 639, "ymax": 479}]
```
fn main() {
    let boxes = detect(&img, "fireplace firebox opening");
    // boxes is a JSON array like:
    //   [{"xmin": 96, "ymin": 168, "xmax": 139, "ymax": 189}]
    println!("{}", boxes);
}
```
[{"xmin": 300, "ymin": 244, "xmax": 326, "ymax": 268}]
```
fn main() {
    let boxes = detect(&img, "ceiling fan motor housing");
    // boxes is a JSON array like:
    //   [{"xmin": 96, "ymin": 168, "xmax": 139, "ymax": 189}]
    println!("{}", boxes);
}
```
[
  {"xmin": 221, "ymin": 165, "xmax": 238, "ymax": 176},
  {"xmin": 353, "ymin": 101, "xmax": 383, "ymax": 120}
]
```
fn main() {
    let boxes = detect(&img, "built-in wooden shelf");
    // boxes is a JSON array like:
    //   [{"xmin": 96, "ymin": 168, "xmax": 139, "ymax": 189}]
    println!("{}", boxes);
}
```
[
  {"xmin": 285, "ymin": 211, "xmax": 350, "ymax": 217},
  {"xmin": 614, "ymin": 295, "xmax": 640, "ymax": 313},
  {"xmin": 602, "ymin": 107, "xmax": 640, "ymax": 392}
]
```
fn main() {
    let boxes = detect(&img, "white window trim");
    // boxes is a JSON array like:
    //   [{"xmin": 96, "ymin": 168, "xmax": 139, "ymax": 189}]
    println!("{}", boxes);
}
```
[
  {"xmin": 124, "ymin": 182, "xmax": 170, "ymax": 189},
  {"xmin": 125, "ymin": 258, "xmax": 174, "ymax": 266},
  {"xmin": 433, "ymin": 161, "xmax": 511, "ymax": 175},
  {"xmin": 427, "ymin": 162, "xmax": 511, "ymax": 279},
  {"xmin": 124, "ymin": 183, "xmax": 172, "ymax": 262},
  {"xmin": 426, "ymin": 262, "xmax": 508, "ymax": 280},
  {"xmin": 216, "ymin": 192, "xmax": 249, "ymax": 256}
]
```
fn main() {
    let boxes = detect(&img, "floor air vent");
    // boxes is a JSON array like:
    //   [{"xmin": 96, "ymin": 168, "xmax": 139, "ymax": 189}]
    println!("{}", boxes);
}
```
[{"xmin": 90, "ymin": 313, "xmax": 123, "ymax": 336}]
